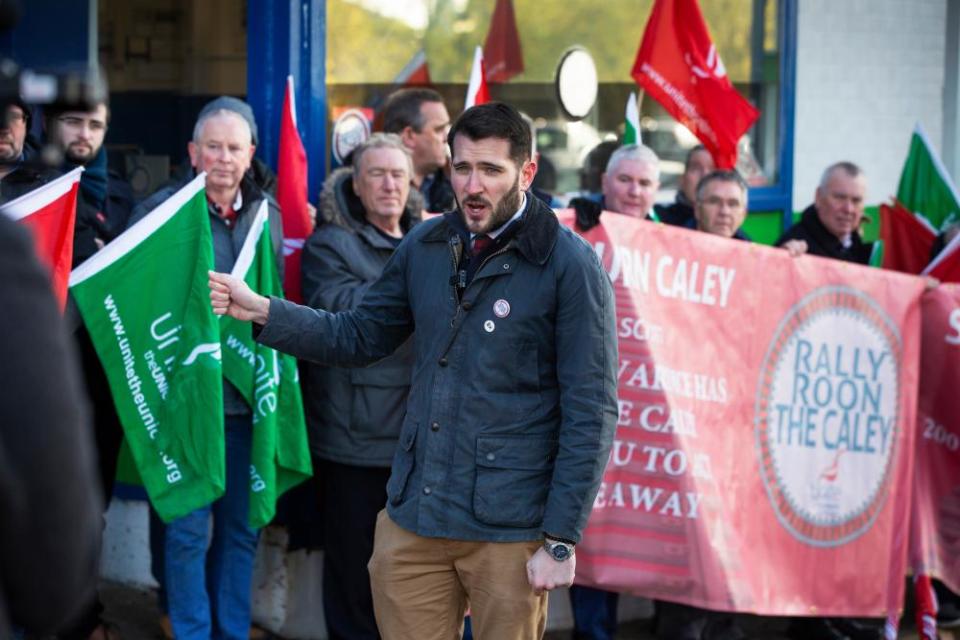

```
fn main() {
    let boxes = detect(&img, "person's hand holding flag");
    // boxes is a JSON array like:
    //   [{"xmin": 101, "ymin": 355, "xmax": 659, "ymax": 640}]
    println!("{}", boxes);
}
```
[{"xmin": 209, "ymin": 270, "xmax": 270, "ymax": 324}]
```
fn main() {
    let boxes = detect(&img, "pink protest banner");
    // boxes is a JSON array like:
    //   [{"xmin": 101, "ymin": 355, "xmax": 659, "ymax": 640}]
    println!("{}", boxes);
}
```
[
  {"xmin": 558, "ymin": 210, "xmax": 924, "ymax": 617},
  {"xmin": 910, "ymin": 284, "xmax": 960, "ymax": 594}
]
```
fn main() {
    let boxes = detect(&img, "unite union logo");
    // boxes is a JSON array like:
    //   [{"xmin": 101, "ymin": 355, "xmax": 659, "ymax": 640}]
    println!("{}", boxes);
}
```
[
  {"xmin": 755, "ymin": 286, "xmax": 902, "ymax": 547},
  {"xmin": 685, "ymin": 44, "xmax": 726, "ymax": 80}
]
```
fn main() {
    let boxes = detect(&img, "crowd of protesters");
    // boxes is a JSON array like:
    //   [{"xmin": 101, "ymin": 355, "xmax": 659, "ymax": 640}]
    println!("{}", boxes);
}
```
[{"xmin": 2, "ymin": 84, "xmax": 959, "ymax": 640}]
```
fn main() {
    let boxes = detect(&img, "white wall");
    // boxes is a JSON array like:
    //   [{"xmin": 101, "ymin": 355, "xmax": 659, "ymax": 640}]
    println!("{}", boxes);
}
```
[{"xmin": 793, "ymin": 0, "xmax": 948, "ymax": 208}]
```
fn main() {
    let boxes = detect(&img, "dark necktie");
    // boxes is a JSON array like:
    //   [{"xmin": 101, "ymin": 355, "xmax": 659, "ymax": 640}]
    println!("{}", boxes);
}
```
[{"xmin": 472, "ymin": 234, "xmax": 493, "ymax": 255}]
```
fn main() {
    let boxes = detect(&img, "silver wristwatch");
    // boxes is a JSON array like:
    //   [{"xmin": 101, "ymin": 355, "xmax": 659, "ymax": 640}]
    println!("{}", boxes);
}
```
[{"xmin": 544, "ymin": 538, "xmax": 575, "ymax": 562}]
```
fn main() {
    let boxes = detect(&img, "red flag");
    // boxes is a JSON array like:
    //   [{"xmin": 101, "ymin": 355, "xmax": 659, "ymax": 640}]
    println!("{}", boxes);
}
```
[
  {"xmin": 277, "ymin": 75, "xmax": 312, "ymax": 304},
  {"xmin": 879, "ymin": 200, "xmax": 936, "ymax": 274},
  {"xmin": 924, "ymin": 231, "xmax": 960, "ymax": 282},
  {"xmin": 914, "ymin": 575, "xmax": 939, "ymax": 640},
  {"xmin": 631, "ymin": 0, "xmax": 759, "ymax": 169},
  {"xmin": 483, "ymin": 0, "xmax": 524, "ymax": 83},
  {"xmin": 465, "ymin": 46, "xmax": 490, "ymax": 110},
  {"xmin": 1, "ymin": 167, "xmax": 81, "ymax": 308},
  {"xmin": 394, "ymin": 50, "xmax": 432, "ymax": 86}
]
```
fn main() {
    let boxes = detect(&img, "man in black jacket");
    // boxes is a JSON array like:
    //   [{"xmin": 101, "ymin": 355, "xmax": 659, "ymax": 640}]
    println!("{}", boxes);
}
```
[
  {"xmin": 775, "ymin": 162, "xmax": 873, "ymax": 264},
  {"xmin": 0, "ymin": 98, "xmax": 57, "ymax": 203},
  {"xmin": 656, "ymin": 145, "xmax": 715, "ymax": 228},
  {"xmin": 301, "ymin": 133, "xmax": 421, "ymax": 639},
  {"xmin": 381, "ymin": 88, "xmax": 454, "ymax": 213},
  {"xmin": 571, "ymin": 143, "xmax": 661, "ymax": 233},
  {"xmin": 45, "ymin": 100, "xmax": 135, "ymax": 267},
  {"xmin": 45, "ymin": 99, "xmax": 135, "ymax": 640}
]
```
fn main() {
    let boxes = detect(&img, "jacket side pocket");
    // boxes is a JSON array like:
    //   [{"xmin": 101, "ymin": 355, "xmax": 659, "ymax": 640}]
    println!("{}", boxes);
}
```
[{"xmin": 473, "ymin": 436, "xmax": 557, "ymax": 528}]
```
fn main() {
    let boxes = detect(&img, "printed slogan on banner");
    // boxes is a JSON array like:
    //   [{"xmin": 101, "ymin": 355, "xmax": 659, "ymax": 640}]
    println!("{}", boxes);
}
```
[{"xmin": 560, "ymin": 210, "xmax": 924, "ymax": 617}]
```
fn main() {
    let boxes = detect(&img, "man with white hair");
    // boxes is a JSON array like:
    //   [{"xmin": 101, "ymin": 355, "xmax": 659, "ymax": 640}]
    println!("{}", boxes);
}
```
[
  {"xmin": 776, "ymin": 162, "xmax": 873, "ymax": 264},
  {"xmin": 571, "ymin": 143, "xmax": 661, "ymax": 231},
  {"xmin": 565, "ymin": 143, "xmax": 661, "ymax": 640},
  {"xmin": 301, "ymin": 133, "xmax": 422, "ymax": 639},
  {"xmin": 128, "ymin": 96, "xmax": 284, "ymax": 640}
]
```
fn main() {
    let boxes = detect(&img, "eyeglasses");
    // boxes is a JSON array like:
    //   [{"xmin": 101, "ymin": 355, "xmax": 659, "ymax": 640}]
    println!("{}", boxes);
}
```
[{"xmin": 57, "ymin": 116, "xmax": 106, "ymax": 132}]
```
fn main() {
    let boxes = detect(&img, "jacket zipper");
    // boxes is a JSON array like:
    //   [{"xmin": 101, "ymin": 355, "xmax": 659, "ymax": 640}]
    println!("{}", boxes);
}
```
[{"xmin": 449, "ymin": 237, "xmax": 513, "ymax": 324}]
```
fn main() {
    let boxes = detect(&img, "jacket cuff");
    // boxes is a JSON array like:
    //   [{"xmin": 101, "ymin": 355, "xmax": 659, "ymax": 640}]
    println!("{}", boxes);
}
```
[
  {"xmin": 543, "ymin": 531, "xmax": 577, "ymax": 545},
  {"xmin": 254, "ymin": 296, "xmax": 289, "ymax": 344}
]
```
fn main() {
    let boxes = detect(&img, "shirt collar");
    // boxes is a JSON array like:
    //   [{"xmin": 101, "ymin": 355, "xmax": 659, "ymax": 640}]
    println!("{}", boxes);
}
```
[
  {"xmin": 207, "ymin": 188, "xmax": 243, "ymax": 212},
  {"xmin": 471, "ymin": 192, "xmax": 526, "ymax": 241}
]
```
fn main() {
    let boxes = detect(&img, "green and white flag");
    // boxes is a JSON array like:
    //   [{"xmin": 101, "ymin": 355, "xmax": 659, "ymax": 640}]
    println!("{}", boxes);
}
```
[
  {"xmin": 897, "ymin": 122, "xmax": 960, "ymax": 232},
  {"xmin": 69, "ymin": 174, "xmax": 225, "ymax": 521},
  {"xmin": 624, "ymin": 91, "xmax": 641, "ymax": 145},
  {"xmin": 221, "ymin": 201, "xmax": 312, "ymax": 528}
]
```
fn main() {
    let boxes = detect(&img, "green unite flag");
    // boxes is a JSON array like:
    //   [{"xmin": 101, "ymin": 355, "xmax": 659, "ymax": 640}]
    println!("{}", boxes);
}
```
[
  {"xmin": 897, "ymin": 123, "xmax": 960, "ymax": 232},
  {"xmin": 624, "ymin": 91, "xmax": 641, "ymax": 145},
  {"xmin": 69, "ymin": 175, "xmax": 225, "ymax": 521},
  {"xmin": 221, "ymin": 201, "xmax": 312, "ymax": 528}
]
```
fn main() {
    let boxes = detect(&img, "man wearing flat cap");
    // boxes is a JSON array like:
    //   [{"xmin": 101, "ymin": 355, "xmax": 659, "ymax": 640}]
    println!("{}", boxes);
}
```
[{"xmin": 128, "ymin": 96, "xmax": 284, "ymax": 640}]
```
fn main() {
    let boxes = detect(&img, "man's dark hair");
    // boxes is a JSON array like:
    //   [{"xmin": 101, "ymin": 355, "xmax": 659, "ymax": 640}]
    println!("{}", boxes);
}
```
[
  {"xmin": 684, "ymin": 144, "xmax": 709, "ymax": 170},
  {"xmin": 43, "ymin": 100, "xmax": 111, "ymax": 127},
  {"xmin": 580, "ymin": 140, "xmax": 619, "ymax": 192},
  {"xmin": 447, "ymin": 102, "xmax": 531, "ymax": 166},
  {"xmin": 381, "ymin": 88, "xmax": 444, "ymax": 134},
  {"xmin": 695, "ymin": 169, "xmax": 749, "ymax": 204}
]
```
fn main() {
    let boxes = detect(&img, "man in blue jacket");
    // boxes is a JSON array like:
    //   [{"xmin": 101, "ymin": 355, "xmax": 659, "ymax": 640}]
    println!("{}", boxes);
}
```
[{"xmin": 210, "ymin": 102, "xmax": 618, "ymax": 640}]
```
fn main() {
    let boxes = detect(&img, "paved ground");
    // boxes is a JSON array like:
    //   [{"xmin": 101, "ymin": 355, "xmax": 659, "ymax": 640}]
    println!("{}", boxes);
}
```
[{"xmin": 100, "ymin": 581, "xmax": 952, "ymax": 639}]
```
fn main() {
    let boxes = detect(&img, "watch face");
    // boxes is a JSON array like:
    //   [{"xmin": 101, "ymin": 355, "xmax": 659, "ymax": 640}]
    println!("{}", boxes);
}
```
[{"xmin": 550, "ymin": 543, "xmax": 571, "ymax": 561}]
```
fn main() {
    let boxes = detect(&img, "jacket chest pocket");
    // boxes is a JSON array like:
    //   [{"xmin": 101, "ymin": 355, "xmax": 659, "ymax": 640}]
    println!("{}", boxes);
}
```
[
  {"xmin": 348, "ymin": 360, "xmax": 411, "ymax": 438},
  {"xmin": 475, "ymin": 337, "xmax": 541, "ymax": 394},
  {"xmin": 473, "ymin": 435, "xmax": 557, "ymax": 528}
]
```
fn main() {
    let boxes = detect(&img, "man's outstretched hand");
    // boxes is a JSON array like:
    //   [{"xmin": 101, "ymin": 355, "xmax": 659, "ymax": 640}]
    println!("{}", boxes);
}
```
[{"xmin": 208, "ymin": 271, "xmax": 270, "ymax": 324}]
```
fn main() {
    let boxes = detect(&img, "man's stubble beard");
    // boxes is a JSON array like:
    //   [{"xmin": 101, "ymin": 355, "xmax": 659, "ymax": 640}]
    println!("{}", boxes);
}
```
[
  {"xmin": 460, "ymin": 179, "xmax": 522, "ymax": 235},
  {"xmin": 65, "ymin": 143, "xmax": 98, "ymax": 166}
]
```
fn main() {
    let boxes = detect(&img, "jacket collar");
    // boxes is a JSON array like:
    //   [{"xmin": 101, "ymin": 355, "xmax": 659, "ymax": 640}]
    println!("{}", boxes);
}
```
[
  {"xmin": 421, "ymin": 191, "xmax": 559, "ymax": 265},
  {"xmin": 800, "ymin": 203, "xmax": 864, "ymax": 253}
]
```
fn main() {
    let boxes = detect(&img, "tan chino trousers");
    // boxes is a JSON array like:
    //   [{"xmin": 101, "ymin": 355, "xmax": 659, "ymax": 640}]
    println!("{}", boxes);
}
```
[{"xmin": 368, "ymin": 510, "xmax": 549, "ymax": 640}]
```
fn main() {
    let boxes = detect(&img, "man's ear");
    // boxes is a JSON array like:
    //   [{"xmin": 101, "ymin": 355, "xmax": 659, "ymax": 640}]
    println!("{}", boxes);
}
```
[
  {"xmin": 519, "ymin": 158, "xmax": 538, "ymax": 191},
  {"xmin": 187, "ymin": 141, "xmax": 199, "ymax": 169},
  {"xmin": 400, "ymin": 125, "xmax": 417, "ymax": 148},
  {"xmin": 693, "ymin": 202, "xmax": 704, "ymax": 226},
  {"xmin": 248, "ymin": 145, "xmax": 256, "ymax": 162}
]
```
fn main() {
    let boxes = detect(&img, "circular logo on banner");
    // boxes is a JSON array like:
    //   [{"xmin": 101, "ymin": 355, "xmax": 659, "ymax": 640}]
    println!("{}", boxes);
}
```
[
  {"xmin": 332, "ymin": 109, "xmax": 371, "ymax": 165},
  {"xmin": 754, "ymin": 286, "xmax": 902, "ymax": 547}
]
